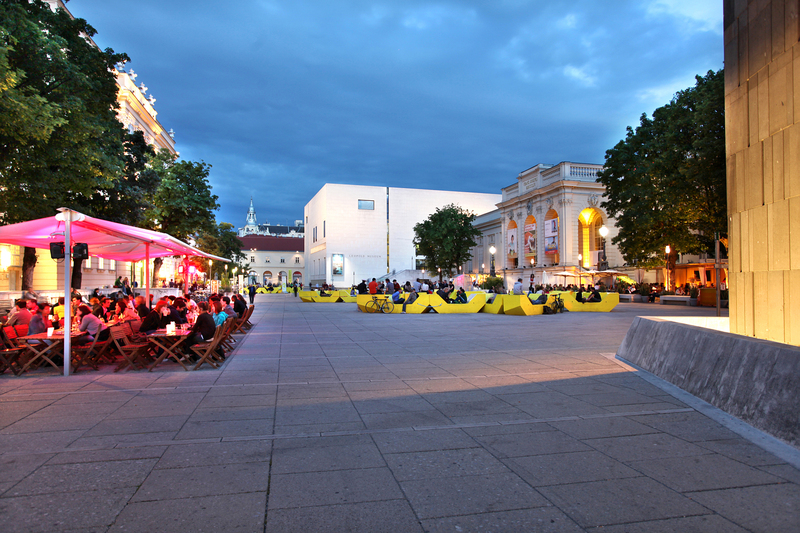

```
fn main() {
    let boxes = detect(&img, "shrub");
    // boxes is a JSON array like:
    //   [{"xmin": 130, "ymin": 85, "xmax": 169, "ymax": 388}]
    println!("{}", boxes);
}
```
[{"xmin": 481, "ymin": 276, "xmax": 504, "ymax": 291}]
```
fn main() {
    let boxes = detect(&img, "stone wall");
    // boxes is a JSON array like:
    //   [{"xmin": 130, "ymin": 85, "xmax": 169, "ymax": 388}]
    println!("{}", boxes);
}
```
[
  {"xmin": 618, "ymin": 316, "xmax": 800, "ymax": 447},
  {"xmin": 724, "ymin": 0, "xmax": 800, "ymax": 345}
]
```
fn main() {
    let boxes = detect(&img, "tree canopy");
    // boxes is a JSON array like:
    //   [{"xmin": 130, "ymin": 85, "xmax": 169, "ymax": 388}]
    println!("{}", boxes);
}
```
[
  {"xmin": 0, "ymin": 0, "xmax": 128, "ymax": 224},
  {"xmin": 596, "ymin": 69, "xmax": 726, "ymax": 269},
  {"xmin": 195, "ymin": 222, "xmax": 246, "ymax": 280},
  {"xmin": 413, "ymin": 204, "xmax": 481, "ymax": 280}
]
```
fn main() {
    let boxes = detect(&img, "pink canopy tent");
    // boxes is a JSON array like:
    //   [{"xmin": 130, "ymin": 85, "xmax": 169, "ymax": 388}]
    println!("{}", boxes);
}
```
[{"xmin": 0, "ymin": 208, "xmax": 229, "ymax": 375}]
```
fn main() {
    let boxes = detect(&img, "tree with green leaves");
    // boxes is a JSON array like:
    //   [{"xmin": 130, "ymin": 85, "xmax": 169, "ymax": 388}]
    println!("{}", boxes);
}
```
[
  {"xmin": 413, "ymin": 204, "xmax": 481, "ymax": 281},
  {"xmin": 195, "ymin": 222, "xmax": 246, "ymax": 280},
  {"xmin": 0, "ymin": 0, "xmax": 128, "ymax": 289},
  {"xmin": 596, "ymin": 69, "xmax": 726, "ymax": 284},
  {"xmin": 145, "ymin": 154, "xmax": 220, "ymax": 283}
]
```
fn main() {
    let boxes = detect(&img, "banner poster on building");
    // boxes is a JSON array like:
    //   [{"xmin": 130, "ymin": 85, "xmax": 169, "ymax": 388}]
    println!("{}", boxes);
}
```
[
  {"xmin": 331, "ymin": 254, "xmax": 344, "ymax": 275},
  {"xmin": 524, "ymin": 222, "xmax": 536, "ymax": 257},
  {"xmin": 544, "ymin": 218, "xmax": 559, "ymax": 255},
  {"xmin": 507, "ymin": 231, "xmax": 517, "ymax": 256}
]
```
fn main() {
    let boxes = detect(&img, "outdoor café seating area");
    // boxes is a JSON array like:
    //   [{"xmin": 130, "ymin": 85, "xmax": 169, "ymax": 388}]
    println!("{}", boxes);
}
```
[{"xmin": 0, "ymin": 305, "xmax": 254, "ymax": 377}]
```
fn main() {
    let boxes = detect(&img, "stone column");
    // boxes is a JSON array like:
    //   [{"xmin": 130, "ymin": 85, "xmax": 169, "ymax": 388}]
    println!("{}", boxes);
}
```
[{"xmin": 724, "ymin": 0, "xmax": 800, "ymax": 344}]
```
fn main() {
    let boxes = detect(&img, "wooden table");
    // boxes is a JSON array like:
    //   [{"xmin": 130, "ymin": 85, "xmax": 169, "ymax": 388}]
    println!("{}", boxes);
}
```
[
  {"xmin": 17, "ymin": 331, "xmax": 86, "ymax": 373},
  {"xmin": 147, "ymin": 329, "xmax": 191, "ymax": 371}
]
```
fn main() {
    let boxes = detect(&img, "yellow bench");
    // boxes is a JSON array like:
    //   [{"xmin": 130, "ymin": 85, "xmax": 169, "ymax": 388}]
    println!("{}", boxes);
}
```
[
  {"xmin": 337, "ymin": 290, "xmax": 358, "ymax": 303},
  {"xmin": 561, "ymin": 291, "xmax": 619, "ymax": 312},
  {"xmin": 503, "ymin": 294, "xmax": 554, "ymax": 316},
  {"xmin": 425, "ymin": 292, "xmax": 486, "ymax": 313},
  {"xmin": 480, "ymin": 294, "xmax": 507, "ymax": 314}
]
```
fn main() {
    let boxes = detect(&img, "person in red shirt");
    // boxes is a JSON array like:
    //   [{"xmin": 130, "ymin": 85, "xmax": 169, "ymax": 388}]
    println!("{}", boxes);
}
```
[{"xmin": 368, "ymin": 278, "xmax": 378, "ymax": 294}]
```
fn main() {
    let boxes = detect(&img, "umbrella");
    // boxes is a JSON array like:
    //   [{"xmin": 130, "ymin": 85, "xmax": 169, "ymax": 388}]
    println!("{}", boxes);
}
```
[{"xmin": 0, "ymin": 208, "xmax": 229, "ymax": 375}]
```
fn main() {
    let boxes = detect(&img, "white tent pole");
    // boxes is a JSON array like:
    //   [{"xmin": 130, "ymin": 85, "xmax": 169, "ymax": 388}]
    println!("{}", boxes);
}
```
[
  {"xmin": 63, "ymin": 213, "xmax": 72, "ymax": 377},
  {"xmin": 145, "ymin": 243, "xmax": 151, "ymax": 310}
]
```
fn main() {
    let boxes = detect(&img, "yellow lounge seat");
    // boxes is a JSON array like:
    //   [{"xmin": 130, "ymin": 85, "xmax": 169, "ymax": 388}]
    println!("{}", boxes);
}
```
[
  {"xmin": 561, "ymin": 291, "xmax": 619, "ymax": 312},
  {"xmin": 298, "ymin": 290, "xmax": 318, "ymax": 302},
  {"xmin": 481, "ymin": 294, "xmax": 507, "ymax": 314},
  {"xmin": 503, "ymin": 294, "xmax": 553, "ymax": 316},
  {"xmin": 425, "ymin": 292, "xmax": 486, "ymax": 314},
  {"xmin": 311, "ymin": 293, "xmax": 342, "ymax": 302},
  {"xmin": 337, "ymin": 290, "xmax": 358, "ymax": 303}
]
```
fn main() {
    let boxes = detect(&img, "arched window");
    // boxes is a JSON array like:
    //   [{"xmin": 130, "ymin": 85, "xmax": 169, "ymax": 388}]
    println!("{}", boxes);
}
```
[
  {"xmin": 523, "ymin": 215, "xmax": 536, "ymax": 267},
  {"xmin": 263, "ymin": 271, "xmax": 273, "ymax": 285},
  {"xmin": 577, "ymin": 207, "xmax": 605, "ymax": 269},
  {"xmin": 544, "ymin": 209, "xmax": 559, "ymax": 265}
]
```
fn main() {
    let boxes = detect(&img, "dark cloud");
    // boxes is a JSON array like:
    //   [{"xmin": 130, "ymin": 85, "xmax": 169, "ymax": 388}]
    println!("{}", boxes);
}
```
[{"xmin": 68, "ymin": 0, "xmax": 723, "ymax": 227}]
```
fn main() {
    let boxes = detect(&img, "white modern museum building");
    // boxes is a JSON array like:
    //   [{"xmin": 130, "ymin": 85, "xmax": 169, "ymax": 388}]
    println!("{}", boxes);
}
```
[{"xmin": 304, "ymin": 185, "xmax": 501, "ymax": 287}]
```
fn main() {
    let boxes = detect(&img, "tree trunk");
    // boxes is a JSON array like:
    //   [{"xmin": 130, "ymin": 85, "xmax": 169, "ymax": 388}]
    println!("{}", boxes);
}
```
[
  {"xmin": 152, "ymin": 257, "xmax": 163, "ymax": 286},
  {"xmin": 71, "ymin": 258, "xmax": 84, "ymax": 290},
  {"xmin": 22, "ymin": 247, "xmax": 37, "ymax": 291}
]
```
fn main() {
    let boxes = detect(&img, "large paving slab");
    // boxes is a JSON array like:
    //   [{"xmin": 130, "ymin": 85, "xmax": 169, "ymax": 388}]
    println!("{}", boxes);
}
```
[{"xmin": 0, "ymin": 295, "xmax": 798, "ymax": 532}]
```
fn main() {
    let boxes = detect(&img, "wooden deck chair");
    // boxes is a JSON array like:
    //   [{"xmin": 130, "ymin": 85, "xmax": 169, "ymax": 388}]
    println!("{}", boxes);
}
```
[
  {"xmin": 231, "ymin": 306, "xmax": 253, "ymax": 335},
  {"xmin": 110, "ymin": 325, "xmax": 151, "ymax": 372},
  {"xmin": 219, "ymin": 317, "xmax": 237, "ymax": 352},
  {"xmin": 0, "ymin": 328, "xmax": 25, "ymax": 376},
  {"xmin": 13, "ymin": 324, "xmax": 29, "ymax": 337},
  {"xmin": 241, "ymin": 305, "xmax": 255, "ymax": 330},
  {"xmin": 71, "ymin": 332, "xmax": 110, "ymax": 372},
  {"xmin": 190, "ymin": 325, "xmax": 225, "ymax": 370}
]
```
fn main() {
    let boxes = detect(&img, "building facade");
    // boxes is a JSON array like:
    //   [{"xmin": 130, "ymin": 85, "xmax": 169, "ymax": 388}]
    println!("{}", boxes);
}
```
[
  {"xmin": 469, "ymin": 162, "xmax": 621, "ymax": 288},
  {"xmin": 304, "ymin": 184, "xmax": 501, "ymax": 287},
  {"xmin": 239, "ymin": 235, "xmax": 304, "ymax": 287}
]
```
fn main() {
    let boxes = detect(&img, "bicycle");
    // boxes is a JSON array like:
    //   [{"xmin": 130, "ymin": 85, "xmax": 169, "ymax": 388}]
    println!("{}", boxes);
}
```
[
  {"xmin": 550, "ymin": 293, "xmax": 565, "ymax": 314},
  {"xmin": 365, "ymin": 296, "xmax": 395, "ymax": 314}
]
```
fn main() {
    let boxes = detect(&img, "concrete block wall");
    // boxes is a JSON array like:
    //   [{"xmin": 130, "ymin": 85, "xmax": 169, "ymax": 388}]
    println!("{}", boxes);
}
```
[
  {"xmin": 724, "ymin": 0, "xmax": 800, "ymax": 345},
  {"xmin": 618, "ymin": 317, "xmax": 800, "ymax": 447}
]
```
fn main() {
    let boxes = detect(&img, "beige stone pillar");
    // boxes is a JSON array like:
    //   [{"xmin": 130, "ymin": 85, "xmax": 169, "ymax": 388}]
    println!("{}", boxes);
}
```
[{"xmin": 724, "ymin": 0, "xmax": 800, "ymax": 345}]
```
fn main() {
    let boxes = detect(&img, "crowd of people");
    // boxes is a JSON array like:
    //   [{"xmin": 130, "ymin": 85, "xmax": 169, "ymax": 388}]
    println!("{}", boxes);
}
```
[{"xmin": 3, "ymin": 288, "xmax": 251, "ymax": 352}]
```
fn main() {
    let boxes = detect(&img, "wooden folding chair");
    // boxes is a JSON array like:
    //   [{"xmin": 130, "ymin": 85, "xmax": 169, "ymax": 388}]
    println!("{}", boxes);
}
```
[
  {"xmin": 219, "ymin": 317, "xmax": 237, "ymax": 352},
  {"xmin": 0, "ymin": 328, "xmax": 25, "ymax": 376},
  {"xmin": 71, "ymin": 332, "xmax": 110, "ymax": 372},
  {"xmin": 190, "ymin": 325, "xmax": 225, "ymax": 370},
  {"xmin": 110, "ymin": 325, "xmax": 151, "ymax": 372},
  {"xmin": 230, "ymin": 307, "xmax": 252, "ymax": 336},
  {"xmin": 242, "ymin": 305, "xmax": 255, "ymax": 330}
]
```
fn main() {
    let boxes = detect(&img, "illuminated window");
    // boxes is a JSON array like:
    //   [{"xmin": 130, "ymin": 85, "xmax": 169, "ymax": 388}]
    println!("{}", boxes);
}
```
[{"xmin": 98, "ymin": 257, "xmax": 104, "ymax": 269}]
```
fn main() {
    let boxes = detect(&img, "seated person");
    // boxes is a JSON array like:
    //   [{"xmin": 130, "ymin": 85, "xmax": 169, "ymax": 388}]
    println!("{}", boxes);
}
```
[
  {"xmin": 401, "ymin": 288, "xmax": 417, "ymax": 313},
  {"xmin": 577, "ymin": 288, "xmax": 602, "ymax": 303},
  {"xmin": 454, "ymin": 288, "xmax": 467, "ymax": 303},
  {"xmin": 28, "ymin": 303, "xmax": 53, "ymax": 335},
  {"xmin": 391, "ymin": 289, "xmax": 405, "ymax": 304},
  {"xmin": 6, "ymin": 300, "xmax": 32, "ymax": 326},
  {"xmin": 530, "ymin": 293, "xmax": 548, "ymax": 305},
  {"xmin": 436, "ymin": 286, "xmax": 452, "ymax": 302},
  {"xmin": 74, "ymin": 305, "xmax": 109, "ymax": 344},
  {"xmin": 140, "ymin": 301, "xmax": 167, "ymax": 334}
]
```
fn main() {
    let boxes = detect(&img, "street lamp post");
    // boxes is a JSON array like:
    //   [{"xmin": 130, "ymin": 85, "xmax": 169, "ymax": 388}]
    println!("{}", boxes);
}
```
[
  {"xmin": 598, "ymin": 225, "xmax": 609, "ymax": 271},
  {"xmin": 489, "ymin": 245, "xmax": 496, "ymax": 277},
  {"xmin": 578, "ymin": 253, "xmax": 582, "ymax": 270},
  {"xmin": 665, "ymin": 245, "xmax": 671, "ymax": 291}
]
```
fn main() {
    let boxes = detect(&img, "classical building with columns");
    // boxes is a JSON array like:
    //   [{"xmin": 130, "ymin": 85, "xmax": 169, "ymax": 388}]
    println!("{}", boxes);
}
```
[{"xmin": 469, "ymin": 162, "xmax": 621, "ymax": 287}]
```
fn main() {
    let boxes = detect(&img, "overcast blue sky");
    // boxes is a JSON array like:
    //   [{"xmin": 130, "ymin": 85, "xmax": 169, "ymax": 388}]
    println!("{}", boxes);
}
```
[{"xmin": 67, "ymin": 0, "xmax": 723, "ymax": 229}]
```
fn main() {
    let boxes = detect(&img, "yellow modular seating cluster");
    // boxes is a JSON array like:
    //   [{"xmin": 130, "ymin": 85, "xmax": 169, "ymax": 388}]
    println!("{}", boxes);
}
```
[
  {"xmin": 298, "ymin": 290, "xmax": 342, "ymax": 303},
  {"xmin": 307, "ymin": 290, "xmax": 619, "ymax": 314},
  {"xmin": 356, "ymin": 293, "xmax": 433, "ymax": 314},
  {"xmin": 559, "ymin": 291, "xmax": 619, "ymax": 312},
  {"xmin": 502, "ymin": 294, "xmax": 555, "ymax": 316}
]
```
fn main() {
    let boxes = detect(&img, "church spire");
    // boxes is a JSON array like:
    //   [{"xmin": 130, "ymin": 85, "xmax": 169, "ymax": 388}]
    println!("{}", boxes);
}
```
[{"xmin": 246, "ymin": 198, "xmax": 257, "ymax": 225}]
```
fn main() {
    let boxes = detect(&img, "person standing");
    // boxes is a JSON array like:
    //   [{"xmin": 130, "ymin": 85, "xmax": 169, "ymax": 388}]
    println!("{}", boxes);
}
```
[
  {"xmin": 293, "ymin": 280, "xmax": 299, "ymax": 298},
  {"xmin": 248, "ymin": 284, "xmax": 256, "ymax": 304}
]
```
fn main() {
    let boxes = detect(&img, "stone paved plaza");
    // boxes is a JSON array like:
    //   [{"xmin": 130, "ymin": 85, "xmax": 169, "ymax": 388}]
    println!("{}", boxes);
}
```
[{"xmin": 1, "ymin": 295, "xmax": 798, "ymax": 532}]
